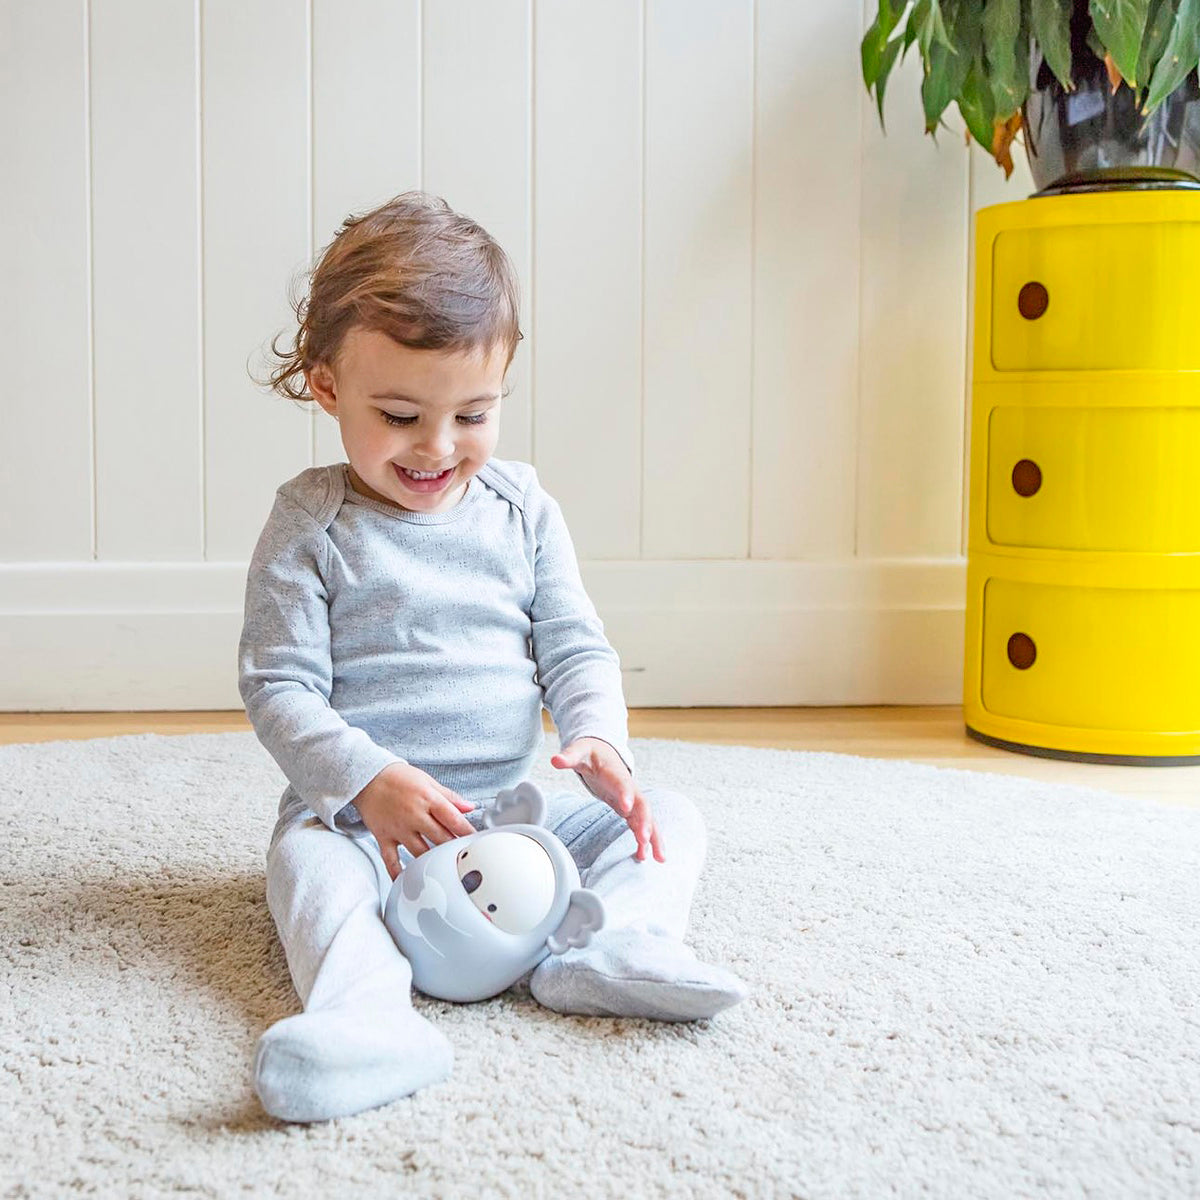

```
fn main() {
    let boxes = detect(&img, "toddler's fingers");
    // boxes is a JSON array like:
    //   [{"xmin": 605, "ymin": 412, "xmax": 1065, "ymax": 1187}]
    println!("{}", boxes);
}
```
[
  {"xmin": 421, "ymin": 822, "xmax": 453, "ymax": 847},
  {"xmin": 438, "ymin": 785, "xmax": 474, "ymax": 812},
  {"xmin": 380, "ymin": 839, "xmax": 402, "ymax": 882},
  {"xmin": 633, "ymin": 826, "xmax": 649, "ymax": 861},
  {"xmin": 649, "ymin": 823, "xmax": 666, "ymax": 863},
  {"xmin": 400, "ymin": 833, "xmax": 430, "ymax": 860},
  {"xmin": 434, "ymin": 799, "xmax": 476, "ymax": 838},
  {"xmin": 625, "ymin": 810, "xmax": 649, "ymax": 860}
]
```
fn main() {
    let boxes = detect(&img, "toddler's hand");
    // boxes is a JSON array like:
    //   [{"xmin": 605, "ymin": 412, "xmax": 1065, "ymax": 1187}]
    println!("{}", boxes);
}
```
[
  {"xmin": 353, "ymin": 762, "xmax": 476, "ymax": 881},
  {"xmin": 551, "ymin": 737, "xmax": 666, "ymax": 863}
]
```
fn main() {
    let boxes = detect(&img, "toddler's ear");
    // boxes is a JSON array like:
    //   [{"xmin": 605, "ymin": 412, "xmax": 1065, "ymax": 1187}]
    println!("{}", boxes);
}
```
[{"xmin": 306, "ymin": 361, "xmax": 339, "ymax": 416}]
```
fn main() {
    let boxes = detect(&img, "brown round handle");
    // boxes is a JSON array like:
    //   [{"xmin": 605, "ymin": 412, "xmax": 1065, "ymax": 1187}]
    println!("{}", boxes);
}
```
[
  {"xmin": 1012, "ymin": 459, "xmax": 1042, "ymax": 497},
  {"xmin": 1007, "ymin": 633, "xmax": 1036, "ymax": 670},
  {"xmin": 1018, "ymin": 282, "xmax": 1049, "ymax": 320}
]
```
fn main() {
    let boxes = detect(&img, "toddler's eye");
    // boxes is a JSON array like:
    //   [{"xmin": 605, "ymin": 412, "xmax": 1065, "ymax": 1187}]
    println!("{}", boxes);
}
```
[{"xmin": 381, "ymin": 412, "xmax": 487, "ymax": 426}]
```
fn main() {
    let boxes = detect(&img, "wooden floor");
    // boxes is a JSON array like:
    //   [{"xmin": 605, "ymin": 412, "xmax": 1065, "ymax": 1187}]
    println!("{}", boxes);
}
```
[{"xmin": 3, "ymin": 706, "xmax": 1198, "ymax": 808}]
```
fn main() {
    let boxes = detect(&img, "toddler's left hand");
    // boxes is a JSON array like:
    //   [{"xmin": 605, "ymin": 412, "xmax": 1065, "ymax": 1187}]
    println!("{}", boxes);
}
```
[{"xmin": 551, "ymin": 737, "xmax": 666, "ymax": 863}]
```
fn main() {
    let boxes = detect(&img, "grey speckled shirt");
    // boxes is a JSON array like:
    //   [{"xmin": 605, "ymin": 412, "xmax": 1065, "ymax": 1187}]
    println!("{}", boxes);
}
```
[{"xmin": 238, "ymin": 458, "xmax": 633, "ymax": 829}]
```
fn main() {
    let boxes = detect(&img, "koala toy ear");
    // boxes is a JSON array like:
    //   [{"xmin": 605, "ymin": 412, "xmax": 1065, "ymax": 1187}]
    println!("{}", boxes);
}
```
[
  {"xmin": 546, "ymin": 888, "xmax": 605, "ymax": 955},
  {"xmin": 484, "ymin": 780, "xmax": 548, "ymax": 829}
]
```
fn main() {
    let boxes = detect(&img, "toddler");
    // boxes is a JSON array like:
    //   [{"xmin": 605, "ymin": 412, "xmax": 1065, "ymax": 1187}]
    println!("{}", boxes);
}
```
[{"xmin": 239, "ymin": 191, "xmax": 747, "ymax": 1124}]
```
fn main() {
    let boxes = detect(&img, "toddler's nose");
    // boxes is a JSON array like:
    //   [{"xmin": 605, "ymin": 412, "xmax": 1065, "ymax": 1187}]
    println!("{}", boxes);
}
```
[{"xmin": 415, "ymin": 430, "xmax": 455, "ymax": 460}]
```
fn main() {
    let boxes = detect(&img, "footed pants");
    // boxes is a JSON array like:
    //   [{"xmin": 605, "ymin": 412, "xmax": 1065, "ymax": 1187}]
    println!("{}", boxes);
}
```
[{"xmin": 264, "ymin": 785, "xmax": 708, "ymax": 1014}]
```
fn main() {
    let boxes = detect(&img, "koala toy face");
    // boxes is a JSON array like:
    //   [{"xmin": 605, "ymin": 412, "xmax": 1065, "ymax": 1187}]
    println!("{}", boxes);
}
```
[
  {"xmin": 455, "ymin": 833, "xmax": 557, "ymax": 934},
  {"xmin": 380, "ymin": 781, "xmax": 606, "ymax": 1003}
]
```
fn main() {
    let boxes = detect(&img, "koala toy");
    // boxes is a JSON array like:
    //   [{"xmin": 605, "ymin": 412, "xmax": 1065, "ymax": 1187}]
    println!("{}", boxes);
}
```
[{"xmin": 372, "ymin": 780, "xmax": 606, "ymax": 1003}]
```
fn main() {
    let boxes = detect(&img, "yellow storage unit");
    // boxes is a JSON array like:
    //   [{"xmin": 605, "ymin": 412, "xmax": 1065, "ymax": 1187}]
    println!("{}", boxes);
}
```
[{"xmin": 965, "ymin": 191, "xmax": 1200, "ymax": 762}]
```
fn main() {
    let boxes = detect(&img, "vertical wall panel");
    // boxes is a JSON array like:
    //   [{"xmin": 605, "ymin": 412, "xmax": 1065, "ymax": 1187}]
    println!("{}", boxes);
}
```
[
  {"xmin": 643, "ymin": 0, "xmax": 754, "ymax": 559},
  {"xmin": 855, "ymin": 3, "xmax": 969, "ymax": 559},
  {"xmin": 90, "ymin": 0, "xmax": 201, "ymax": 560},
  {"xmin": 752, "ymin": 0, "xmax": 861, "ymax": 560},
  {"xmin": 533, "ymin": 0, "xmax": 642, "ymax": 559},
  {"xmin": 422, "ymin": 0, "xmax": 532, "ymax": 465},
  {"xmin": 202, "ymin": 0, "xmax": 311, "ymax": 560},
  {"xmin": 311, "ymin": 0, "xmax": 421, "ymax": 468},
  {"xmin": 0, "ymin": 0, "xmax": 92, "ymax": 562}
]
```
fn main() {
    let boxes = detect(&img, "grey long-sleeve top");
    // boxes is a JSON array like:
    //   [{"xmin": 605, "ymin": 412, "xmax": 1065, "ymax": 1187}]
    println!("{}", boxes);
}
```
[{"xmin": 238, "ymin": 459, "xmax": 634, "ymax": 829}]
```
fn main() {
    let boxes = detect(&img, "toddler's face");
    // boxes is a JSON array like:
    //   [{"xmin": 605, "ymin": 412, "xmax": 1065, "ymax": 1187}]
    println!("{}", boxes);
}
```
[{"xmin": 307, "ymin": 327, "xmax": 506, "ymax": 514}]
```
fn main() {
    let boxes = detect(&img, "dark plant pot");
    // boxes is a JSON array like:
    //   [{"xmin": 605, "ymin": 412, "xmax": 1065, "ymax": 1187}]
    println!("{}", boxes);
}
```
[{"xmin": 1023, "ymin": 14, "xmax": 1200, "ymax": 195}]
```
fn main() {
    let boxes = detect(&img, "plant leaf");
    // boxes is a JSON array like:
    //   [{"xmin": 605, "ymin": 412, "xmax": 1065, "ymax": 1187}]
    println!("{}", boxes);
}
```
[
  {"xmin": 1030, "ymin": 0, "xmax": 1076, "ymax": 90},
  {"xmin": 983, "ymin": 0, "xmax": 1028, "ymax": 116},
  {"xmin": 923, "ymin": 0, "xmax": 982, "ymax": 134},
  {"xmin": 874, "ymin": 36, "xmax": 906, "ymax": 130},
  {"xmin": 1104, "ymin": 51, "xmax": 1125, "ymax": 89},
  {"xmin": 992, "ymin": 110, "xmax": 1024, "ymax": 179},
  {"xmin": 918, "ymin": 0, "xmax": 956, "ymax": 59},
  {"xmin": 957, "ymin": 51, "xmax": 998, "ymax": 149},
  {"xmin": 1137, "ymin": 0, "xmax": 1177, "ymax": 92},
  {"xmin": 904, "ymin": 0, "xmax": 931, "ymax": 58},
  {"xmin": 862, "ymin": 0, "xmax": 903, "ymax": 87},
  {"xmin": 1089, "ymin": 0, "xmax": 1152, "ymax": 86},
  {"xmin": 1144, "ymin": 0, "xmax": 1200, "ymax": 111}
]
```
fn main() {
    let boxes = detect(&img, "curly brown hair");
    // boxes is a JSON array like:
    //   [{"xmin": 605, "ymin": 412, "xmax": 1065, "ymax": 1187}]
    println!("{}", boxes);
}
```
[{"xmin": 256, "ymin": 191, "xmax": 523, "ymax": 403}]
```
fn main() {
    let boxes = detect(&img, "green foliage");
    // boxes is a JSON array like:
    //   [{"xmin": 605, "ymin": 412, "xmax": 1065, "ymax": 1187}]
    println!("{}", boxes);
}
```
[{"xmin": 861, "ymin": 0, "xmax": 1200, "ymax": 168}]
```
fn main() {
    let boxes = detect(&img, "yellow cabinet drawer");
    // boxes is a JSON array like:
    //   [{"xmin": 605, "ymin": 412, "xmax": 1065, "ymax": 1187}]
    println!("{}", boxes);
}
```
[
  {"xmin": 981, "ymin": 578, "xmax": 1200, "ymax": 732},
  {"xmin": 991, "ymin": 221, "xmax": 1200, "ymax": 371},
  {"xmin": 986, "ymin": 405, "xmax": 1200, "ymax": 551}
]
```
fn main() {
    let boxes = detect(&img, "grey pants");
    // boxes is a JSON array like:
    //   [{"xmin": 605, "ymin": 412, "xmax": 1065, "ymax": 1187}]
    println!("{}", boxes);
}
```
[{"xmin": 264, "ymin": 785, "xmax": 708, "ymax": 1013}]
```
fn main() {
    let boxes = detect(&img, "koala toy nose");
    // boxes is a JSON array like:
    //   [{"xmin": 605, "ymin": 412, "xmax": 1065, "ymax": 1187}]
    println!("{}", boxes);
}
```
[{"xmin": 461, "ymin": 869, "xmax": 482, "ymax": 894}]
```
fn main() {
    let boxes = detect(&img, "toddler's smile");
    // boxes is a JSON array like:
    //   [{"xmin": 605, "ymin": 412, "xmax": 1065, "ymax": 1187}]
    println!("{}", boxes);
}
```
[{"xmin": 395, "ymin": 464, "xmax": 456, "ymax": 494}]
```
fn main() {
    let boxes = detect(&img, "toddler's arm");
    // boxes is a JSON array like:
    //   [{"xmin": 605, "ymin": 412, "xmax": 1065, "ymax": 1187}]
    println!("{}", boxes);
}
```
[
  {"xmin": 526, "ymin": 477, "xmax": 635, "ymax": 778},
  {"xmin": 523, "ymin": 475, "xmax": 638, "ymax": 748},
  {"xmin": 527, "ymin": 479, "xmax": 664, "ymax": 859},
  {"xmin": 238, "ymin": 493, "xmax": 404, "ymax": 830}
]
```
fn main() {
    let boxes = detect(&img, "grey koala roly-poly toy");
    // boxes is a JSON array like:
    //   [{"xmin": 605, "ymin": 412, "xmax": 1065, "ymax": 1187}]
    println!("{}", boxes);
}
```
[{"xmin": 351, "ymin": 780, "xmax": 606, "ymax": 1003}]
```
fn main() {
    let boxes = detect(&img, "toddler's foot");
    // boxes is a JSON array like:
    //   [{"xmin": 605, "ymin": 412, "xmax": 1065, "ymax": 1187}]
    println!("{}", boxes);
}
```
[
  {"xmin": 253, "ymin": 1000, "xmax": 452, "ymax": 1123},
  {"xmin": 529, "ymin": 928, "xmax": 748, "ymax": 1022}
]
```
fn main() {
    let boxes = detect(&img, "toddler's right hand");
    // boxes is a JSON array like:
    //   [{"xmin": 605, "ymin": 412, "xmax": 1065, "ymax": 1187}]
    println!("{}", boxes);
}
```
[{"xmin": 353, "ymin": 762, "xmax": 476, "ymax": 881}]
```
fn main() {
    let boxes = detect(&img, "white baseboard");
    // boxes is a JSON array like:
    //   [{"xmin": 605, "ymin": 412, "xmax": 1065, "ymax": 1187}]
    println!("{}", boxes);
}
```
[{"xmin": 0, "ymin": 559, "xmax": 966, "ymax": 710}]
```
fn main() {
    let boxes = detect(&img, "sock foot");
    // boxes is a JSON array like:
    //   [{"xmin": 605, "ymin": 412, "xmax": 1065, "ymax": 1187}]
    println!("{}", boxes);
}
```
[
  {"xmin": 253, "ymin": 1002, "xmax": 452, "ymax": 1123},
  {"xmin": 529, "ymin": 928, "xmax": 748, "ymax": 1022}
]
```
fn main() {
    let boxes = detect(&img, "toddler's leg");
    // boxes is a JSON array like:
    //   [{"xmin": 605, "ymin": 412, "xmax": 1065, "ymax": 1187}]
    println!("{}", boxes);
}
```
[
  {"xmin": 254, "ymin": 802, "xmax": 452, "ymax": 1122},
  {"xmin": 530, "ymin": 787, "xmax": 748, "ymax": 1021}
]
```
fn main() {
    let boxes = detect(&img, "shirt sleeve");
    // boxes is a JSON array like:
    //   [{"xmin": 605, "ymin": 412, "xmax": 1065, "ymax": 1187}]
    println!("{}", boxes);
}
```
[
  {"xmin": 527, "ymin": 477, "xmax": 635, "ymax": 779},
  {"xmin": 237, "ymin": 494, "xmax": 405, "ymax": 829}
]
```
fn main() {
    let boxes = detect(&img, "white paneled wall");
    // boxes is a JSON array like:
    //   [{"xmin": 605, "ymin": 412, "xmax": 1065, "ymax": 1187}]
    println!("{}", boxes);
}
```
[
  {"xmin": 203, "ymin": 0, "xmax": 311, "ymax": 559},
  {"xmin": 533, "ymin": 0, "xmax": 642, "ymax": 559},
  {"xmin": 642, "ymin": 0, "xmax": 753, "ymax": 560},
  {"xmin": 0, "ymin": 0, "xmax": 1037, "ymax": 710}
]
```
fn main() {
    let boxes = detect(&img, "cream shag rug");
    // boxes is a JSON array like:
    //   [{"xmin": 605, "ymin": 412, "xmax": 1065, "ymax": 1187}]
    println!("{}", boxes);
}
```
[{"xmin": 2, "ymin": 732, "xmax": 1198, "ymax": 1199}]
